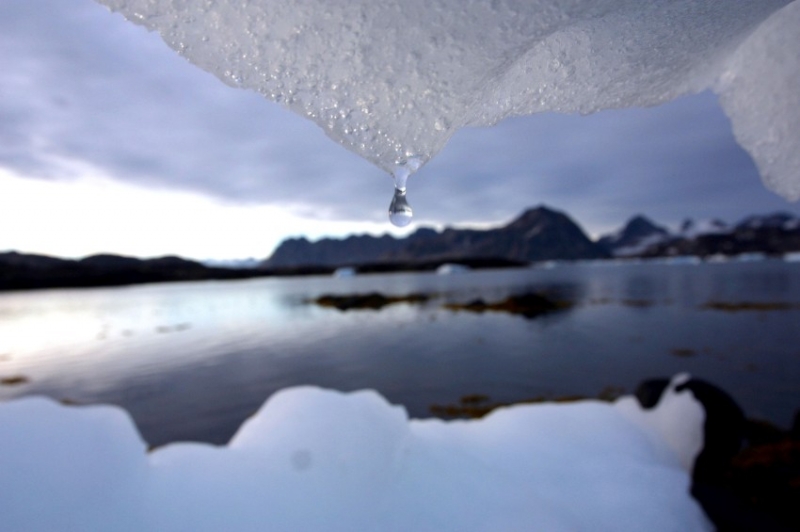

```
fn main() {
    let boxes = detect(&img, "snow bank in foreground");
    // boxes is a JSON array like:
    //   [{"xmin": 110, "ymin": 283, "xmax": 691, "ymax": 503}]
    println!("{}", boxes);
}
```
[
  {"xmin": 96, "ymin": 0, "xmax": 799, "ymax": 199},
  {"xmin": 0, "ymin": 376, "xmax": 710, "ymax": 531}
]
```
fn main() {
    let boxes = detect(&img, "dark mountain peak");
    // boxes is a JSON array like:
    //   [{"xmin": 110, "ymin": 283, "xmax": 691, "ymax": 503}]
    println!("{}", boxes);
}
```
[
  {"xmin": 145, "ymin": 255, "xmax": 205, "ymax": 269},
  {"xmin": 409, "ymin": 227, "xmax": 439, "ymax": 240},
  {"xmin": 679, "ymin": 218, "xmax": 730, "ymax": 238},
  {"xmin": 597, "ymin": 215, "xmax": 671, "ymax": 256},
  {"xmin": 0, "ymin": 251, "xmax": 73, "ymax": 270},
  {"xmin": 265, "ymin": 204, "xmax": 607, "ymax": 267},
  {"xmin": 505, "ymin": 205, "xmax": 568, "ymax": 231},
  {"xmin": 611, "ymin": 215, "xmax": 670, "ymax": 242},
  {"xmin": 624, "ymin": 215, "xmax": 669, "ymax": 237},
  {"xmin": 265, "ymin": 232, "xmax": 401, "ymax": 267},
  {"xmin": 343, "ymin": 233, "xmax": 395, "ymax": 242},
  {"xmin": 79, "ymin": 254, "xmax": 143, "ymax": 270}
]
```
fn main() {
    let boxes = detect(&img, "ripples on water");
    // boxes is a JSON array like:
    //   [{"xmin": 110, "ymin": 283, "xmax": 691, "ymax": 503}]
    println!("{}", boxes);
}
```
[{"xmin": 1, "ymin": 260, "xmax": 799, "ymax": 446}]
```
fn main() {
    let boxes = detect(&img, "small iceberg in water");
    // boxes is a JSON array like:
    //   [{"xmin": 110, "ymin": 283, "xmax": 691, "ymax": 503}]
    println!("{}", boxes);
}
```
[
  {"xmin": 332, "ymin": 267, "xmax": 357, "ymax": 278},
  {"xmin": 436, "ymin": 263, "xmax": 470, "ymax": 275}
]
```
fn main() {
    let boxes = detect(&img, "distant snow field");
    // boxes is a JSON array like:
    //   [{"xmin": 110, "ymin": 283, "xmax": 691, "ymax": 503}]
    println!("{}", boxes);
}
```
[{"xmin": 0, "ymin": 376, "xmax": 711, "ymax": 531}]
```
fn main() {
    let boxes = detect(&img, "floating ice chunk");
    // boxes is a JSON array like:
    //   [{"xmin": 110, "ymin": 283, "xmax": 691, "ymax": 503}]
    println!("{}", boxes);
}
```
[
  {"xmin": 0, "ymin": 384, "xmax": 712, "ymax": 531},
  {"xmin": 95, "ymin": 0, "xmax": 798, "ymax": 198}
]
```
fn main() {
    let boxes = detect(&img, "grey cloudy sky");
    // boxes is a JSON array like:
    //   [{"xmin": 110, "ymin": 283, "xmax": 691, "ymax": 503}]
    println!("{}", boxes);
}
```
[{"xmin": 1, "ymin": 0, "xmax": 798, "ymax": 260}]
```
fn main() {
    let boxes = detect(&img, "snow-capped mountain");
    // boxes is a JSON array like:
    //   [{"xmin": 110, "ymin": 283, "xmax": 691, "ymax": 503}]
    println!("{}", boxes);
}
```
[
  {"xmin": 598, "ymin": 212, "xmax": 800, "ymax": 259},
  {"xmin": 677, "ymin": 218, "xmax": 730, "ymax": 239},
  {"xmin": 735, "ymin": 212, "xmax": 800, "ymax": 231},
  {"xmin": 597, "ymin": 215, "xmax": 671, "ymax": 257}
]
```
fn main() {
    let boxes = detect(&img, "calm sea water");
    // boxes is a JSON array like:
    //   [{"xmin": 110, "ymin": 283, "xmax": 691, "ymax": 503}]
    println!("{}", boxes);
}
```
[{"xmin": 1, "ymin": 260, "xmax": 799, "ymax": 446}]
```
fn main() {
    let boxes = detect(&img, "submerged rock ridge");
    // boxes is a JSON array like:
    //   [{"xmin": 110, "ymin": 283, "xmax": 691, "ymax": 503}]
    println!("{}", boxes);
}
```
[{"xmin": 97, "ymin": 0, "xmax": 799, "ymax": 199}]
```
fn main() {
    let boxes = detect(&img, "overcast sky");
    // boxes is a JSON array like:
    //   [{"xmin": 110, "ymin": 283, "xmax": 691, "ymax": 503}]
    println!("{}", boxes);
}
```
[{"xmin": 2, "ymin": 0, "xmax": 799, "ymax": 261}]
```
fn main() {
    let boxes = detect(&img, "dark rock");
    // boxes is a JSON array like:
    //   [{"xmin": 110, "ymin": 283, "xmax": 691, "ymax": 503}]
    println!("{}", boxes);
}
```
[
  {"xmin": 444, "ymin": 292, "xmax": 566, "ymax": 319},
  {"xmin": 634, "ymin": 378, "xmax": 670, "ymax": 409},
  {"xmin": 0, "ymin": 375, "xmax": 29, "ymax": 386},
  {"xmin": 312, "ymin": 292, "xmax": 429, "ymax": 311},
  {"xmin": 675, "ymin": 378, "xmax": 746, "ymax": 484},
  {"xmin": 636, "ymin": 376, "xmax": 798, "ymax": 531}
]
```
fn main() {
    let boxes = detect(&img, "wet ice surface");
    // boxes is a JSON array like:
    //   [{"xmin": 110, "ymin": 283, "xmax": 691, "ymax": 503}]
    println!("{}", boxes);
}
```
[
  {"xmin": 97, "ymin": 0, "xmax": 800, "ymax": 198},
  {"xmin": 0, "ymin": 377, "xmax": 711, "ymax": 531}
]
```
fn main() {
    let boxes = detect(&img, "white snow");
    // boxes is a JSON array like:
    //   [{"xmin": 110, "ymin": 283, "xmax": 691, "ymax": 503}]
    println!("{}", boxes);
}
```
[
  {"xmin": 436, "ymin": 263, "xmax": 470, "ymax": 274},
  {"xmin": 95, "ymin": 0, "xmax": 800, "ymax": 198},
  {"xmin": 613, "ymin": 233, "xmax": 671, "ymax": 257},
  {"xmin": 0, "ymin": 376, "xmax": 711, "ymax": 531},
  {"xmin": 679, "ymin": 219, "xmax": 731, "ymax": 239},
  {"xmin": 332, "ymin": 266, "xmax": 357, "ymax": 277}
]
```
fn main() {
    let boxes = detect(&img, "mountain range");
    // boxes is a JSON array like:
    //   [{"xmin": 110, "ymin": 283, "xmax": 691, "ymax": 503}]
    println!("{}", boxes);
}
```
[
  {"xmin": 266, "ymin": 206, "xmax": 609, "ymax": 268},
  {"xmin": 3, "ymin": 206, "xmax": 799, "ymax": 291},
  {"xmin": 264, "ymin": 206, "xmax": 800, "ymax": 268},
  {"xmin": 598, "ymin": 212, "xmax": 800, "ymax": 258}
]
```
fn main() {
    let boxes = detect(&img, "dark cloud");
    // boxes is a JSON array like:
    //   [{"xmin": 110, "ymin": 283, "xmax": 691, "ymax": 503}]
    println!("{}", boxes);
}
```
[
  {"xmin": 0, "ymin": 0, "xmax": 386, "ymax": 215},
  {"xmin": 1, "ymin": 0, "xmax": 798, "ymax": 239}
]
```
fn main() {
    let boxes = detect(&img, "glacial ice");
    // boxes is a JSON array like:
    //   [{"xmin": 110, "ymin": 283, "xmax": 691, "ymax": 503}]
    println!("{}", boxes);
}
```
[
  {"xmin": 0, "ymin": 377, "xmax": 711, "ymax": 531},
  {"xmin": 95, "ymin": 0, "xmax": 800, "ymax": 199}
]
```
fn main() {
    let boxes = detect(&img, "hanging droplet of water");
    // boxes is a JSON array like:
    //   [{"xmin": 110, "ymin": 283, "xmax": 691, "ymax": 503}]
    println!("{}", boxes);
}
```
[
  {"xmin": 388, "ymin": 157, "xmax": 422, "ymax": 227},
  {"xmin": 389, "ymin": 187, "xmax": 412, "ymax": 227}
]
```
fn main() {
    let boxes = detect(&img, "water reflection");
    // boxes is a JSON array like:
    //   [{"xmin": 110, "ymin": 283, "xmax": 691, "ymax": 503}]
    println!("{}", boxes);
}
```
[{"xmin": 1, "ymin": 261, "xmax": 799, "ymax": 446}]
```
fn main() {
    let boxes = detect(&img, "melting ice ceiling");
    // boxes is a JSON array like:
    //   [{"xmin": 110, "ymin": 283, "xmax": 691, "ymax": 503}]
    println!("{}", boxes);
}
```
[{"xmin": 96, "ymin": 0, "xmax": 800, "ymax": 201}]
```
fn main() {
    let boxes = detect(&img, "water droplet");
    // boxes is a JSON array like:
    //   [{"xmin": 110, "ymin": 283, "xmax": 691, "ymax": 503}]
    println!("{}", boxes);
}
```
[
  {"xmin": 387, "ymin": 156, "xmax": 421, "ymax": 227},
  {"xmin": 389, "ymin": 187, "xmax": 412, "ymax": 227}
]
